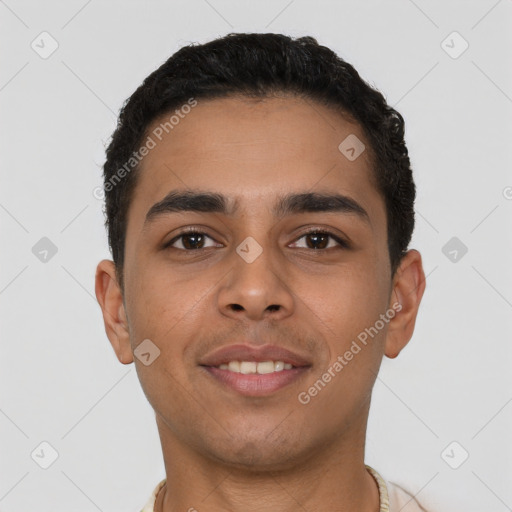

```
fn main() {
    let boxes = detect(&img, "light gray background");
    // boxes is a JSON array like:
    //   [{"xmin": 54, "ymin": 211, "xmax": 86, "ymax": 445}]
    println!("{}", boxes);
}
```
[{"xmin": 1, "ymin": 1, "xmax": 511, "ymax": 511}]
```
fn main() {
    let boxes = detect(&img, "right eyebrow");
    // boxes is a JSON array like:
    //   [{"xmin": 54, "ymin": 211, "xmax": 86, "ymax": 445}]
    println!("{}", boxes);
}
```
[{"xmin": 144, "ymin": 191, "xmax": 234, "ymax": 227}]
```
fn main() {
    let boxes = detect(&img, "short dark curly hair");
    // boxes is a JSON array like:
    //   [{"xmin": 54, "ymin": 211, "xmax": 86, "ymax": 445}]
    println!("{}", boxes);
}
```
[{"xmin": 102, "ymin": 32, "xmax": 416, "ymax": 291}]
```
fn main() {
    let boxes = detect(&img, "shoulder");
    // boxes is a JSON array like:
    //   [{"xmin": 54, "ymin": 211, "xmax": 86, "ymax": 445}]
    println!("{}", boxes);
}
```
[
  {"xmin": 386, "ymin": 480, "xmax": 430, "ymax": 512},
  {"xmin": 366, "ymin": 465, "xmax": 430, "ymax": 512},
  {"xmin": 140, "ymin": 478, "xmax": 166, "ymax": 512}
]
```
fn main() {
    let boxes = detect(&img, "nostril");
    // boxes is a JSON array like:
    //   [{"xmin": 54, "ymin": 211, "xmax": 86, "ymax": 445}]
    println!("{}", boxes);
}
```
[{"xmin": 267, "ymin": 304, "xmax": 280, "ymax": 312}]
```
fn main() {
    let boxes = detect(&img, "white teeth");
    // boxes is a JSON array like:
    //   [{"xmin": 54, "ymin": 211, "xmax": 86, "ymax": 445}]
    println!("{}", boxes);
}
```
[
  {"xmin": 240, "ymin": 361, "xmax": 257, "ymax": 374},
  {"xmin": 274, "ymin": 361, "xmax": 284, "ymax": 372},
  {"xmin": 216, "ymin": 360, "xmax": 294, "ymax": 374},
  {"xmin": 228, "ymin": 361, "xmax": 240, "ymax": 372},
  {"xmin": 256, "ymin": 361, "xmax": 275, "ymax": 374}
]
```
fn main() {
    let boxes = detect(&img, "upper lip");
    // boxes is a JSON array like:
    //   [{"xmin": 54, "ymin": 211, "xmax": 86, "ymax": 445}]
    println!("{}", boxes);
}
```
[{"xmin": 199, "ymin": 344, "xmax": 312, "ymax": 367}]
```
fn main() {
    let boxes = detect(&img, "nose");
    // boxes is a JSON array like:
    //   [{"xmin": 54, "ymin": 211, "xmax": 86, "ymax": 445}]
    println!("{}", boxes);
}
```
[{"xmin": 217, "ymin": 241, "xmax": 295, "ymax": 322}]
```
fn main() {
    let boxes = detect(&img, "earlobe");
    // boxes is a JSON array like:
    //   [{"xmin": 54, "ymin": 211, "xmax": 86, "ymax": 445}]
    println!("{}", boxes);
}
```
[
  {"xmin": 95, "ymin": 259, "xmax": 134, "ymax": 364},
  {"xmin": 384, "ymin": 249, "xmax": 426, "ymax": 359}
]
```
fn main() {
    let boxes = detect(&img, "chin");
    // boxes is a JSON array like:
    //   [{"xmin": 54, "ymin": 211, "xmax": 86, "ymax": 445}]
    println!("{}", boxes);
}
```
[{"xmin": 203, "ymin": 434, "xmax": 308, "ymax": 473}]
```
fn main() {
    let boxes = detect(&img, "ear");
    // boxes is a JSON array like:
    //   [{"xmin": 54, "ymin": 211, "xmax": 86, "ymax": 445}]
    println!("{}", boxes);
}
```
[
  {"xmin": 384, "ymin": 249, "xmax": 426, "ymax": 359},
  {"xmin": 95, "ymin": 259, "xmax": 133, "ymax": 364}
]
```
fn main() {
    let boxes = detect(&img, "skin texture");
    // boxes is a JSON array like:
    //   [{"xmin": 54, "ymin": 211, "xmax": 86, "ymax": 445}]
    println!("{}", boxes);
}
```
[{"xmin": 95, "ymin": 94, "xmax": 425, "ymax": 512}]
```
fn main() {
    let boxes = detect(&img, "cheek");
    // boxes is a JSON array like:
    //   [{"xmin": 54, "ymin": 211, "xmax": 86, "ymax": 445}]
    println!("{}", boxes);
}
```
[
  {"xmin": 300, "ymin": 261, "xmax": 389, "ymax": 339},
  {"xmin": 296, "ymin": 266, "xmax": 388, "ymax": 425},
  {"xmin": 125, "ymin": 260, "xmax": 206, "ymax": 344},
  {"xmin": 125, "ymin": 268, "xmax": 205, "ymax": 419}
]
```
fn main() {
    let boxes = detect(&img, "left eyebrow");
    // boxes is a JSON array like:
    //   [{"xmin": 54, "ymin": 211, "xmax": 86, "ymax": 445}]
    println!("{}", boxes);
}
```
[
  {"xmin": 143, "ymin": 189, "xmax": 370, "ymax": 228},
  {"xmin": 274, "ymin": 191, "xmax": 370, "ymax": 223}
]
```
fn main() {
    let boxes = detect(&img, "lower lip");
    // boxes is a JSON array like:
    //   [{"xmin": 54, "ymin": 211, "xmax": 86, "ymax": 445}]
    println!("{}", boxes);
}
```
[{"xmin": 203, "ymin": 366, "xmax": 309, "ymax": 396}]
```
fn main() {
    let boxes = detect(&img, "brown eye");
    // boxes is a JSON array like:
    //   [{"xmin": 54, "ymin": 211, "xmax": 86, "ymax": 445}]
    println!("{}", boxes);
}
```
[
  {"xmin": 290, "ymin": 230, "xmax": 348, "ymax": 250},
  {"xmin": 304, "ymin": 232, "xmax": 330, "ymax": 249},
  {"xmin": 166, "ymin": 231, "xmax": 220, "ymax": 250}
]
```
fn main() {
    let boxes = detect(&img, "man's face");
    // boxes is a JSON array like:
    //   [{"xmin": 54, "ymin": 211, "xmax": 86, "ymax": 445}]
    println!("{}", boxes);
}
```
[{"xmin": 108, "ymin": 95, "xmax": 400, "ymax": 469}]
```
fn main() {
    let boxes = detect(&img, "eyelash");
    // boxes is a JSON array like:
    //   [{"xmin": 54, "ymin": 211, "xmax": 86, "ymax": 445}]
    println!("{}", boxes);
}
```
[{"xmin": 164, "ymin": 227, "xmax": 349, "ymax": 252}]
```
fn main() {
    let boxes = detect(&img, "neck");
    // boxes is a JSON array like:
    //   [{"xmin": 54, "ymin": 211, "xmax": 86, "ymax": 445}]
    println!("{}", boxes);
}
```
[{"xmin": 154, "ymin": 406, "xmax": 380, "ymax": 512}]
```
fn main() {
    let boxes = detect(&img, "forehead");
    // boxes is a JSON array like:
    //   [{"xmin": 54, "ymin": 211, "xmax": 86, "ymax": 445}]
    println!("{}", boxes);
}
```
[{"xmin": 126, "ymin": 95, "xmax": 383, "ymax": 231}]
